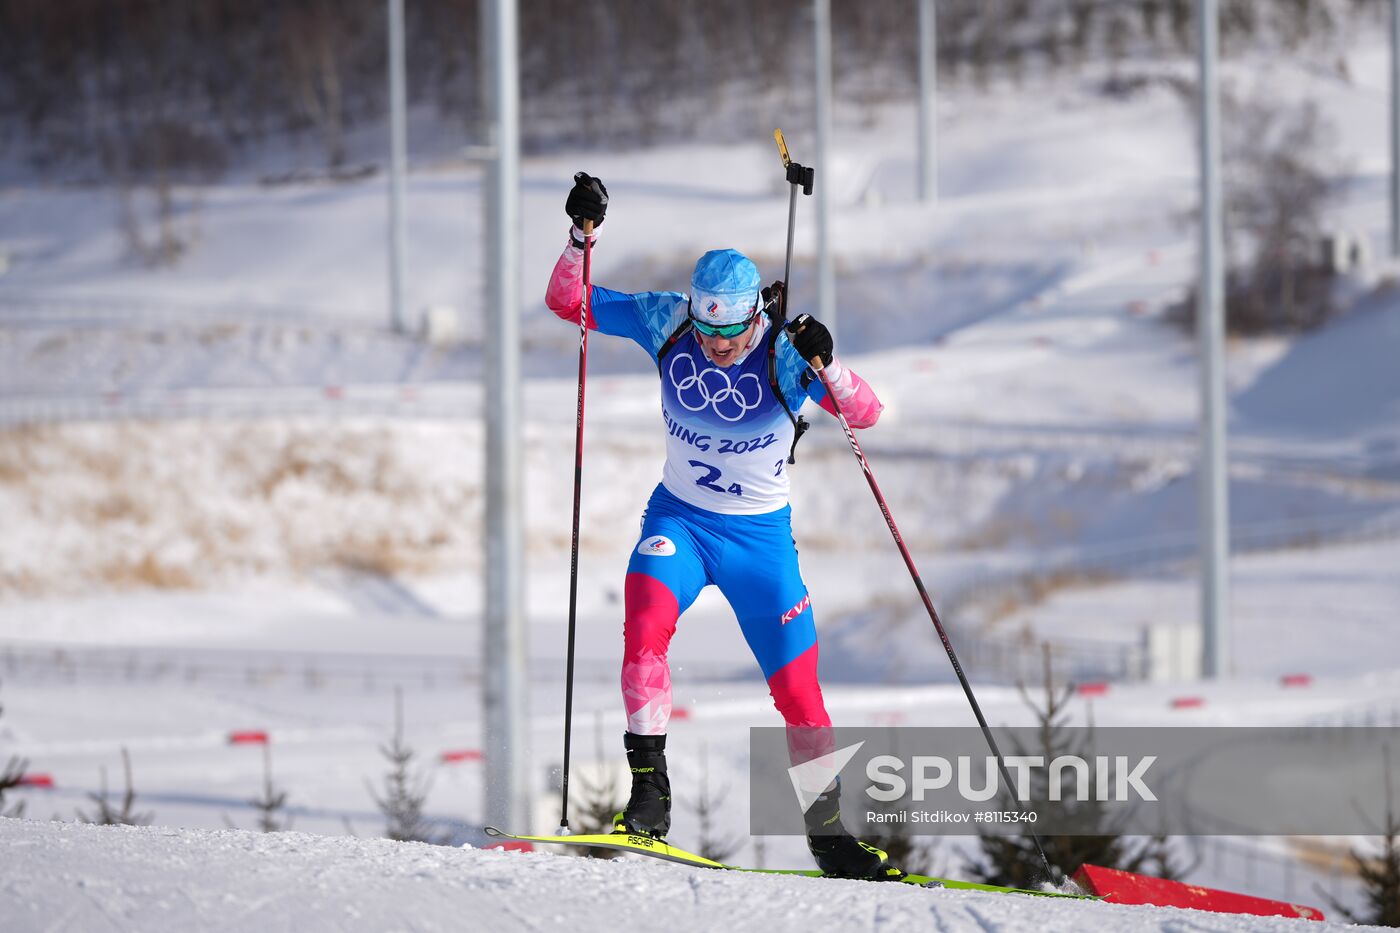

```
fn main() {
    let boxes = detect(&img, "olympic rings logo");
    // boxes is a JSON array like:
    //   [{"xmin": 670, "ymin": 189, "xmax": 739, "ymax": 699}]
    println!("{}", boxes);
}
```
[{"xmin": 668, "ymin": 353, "xmax": 764, "ymax": 422}]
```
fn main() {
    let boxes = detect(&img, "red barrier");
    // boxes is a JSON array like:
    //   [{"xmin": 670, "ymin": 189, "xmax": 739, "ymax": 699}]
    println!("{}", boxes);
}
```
[
  {"xmin": 1170, "ymin": 696, "xmax": 1205, "ymax": 710},
  {"xmin": 487, "ymin": 840, "xmax": 533, "ymax": 853},
  {"xmin": 323, "ymin": 385, "xmax": 344, "ymax": 400},
  {"xmin": 869, "ymin": 711, "xmax": 907, "ymax": 726},
  {"xmin": 670, "ymin": 707, "xmax": 691, "ymax": 721},
  {"xmin": 1076, "ymin": 682, "xmax": 1109, "ymax": 697},
  {"xmin": 1073, "ymin": 864, "xmax": 1324, "ymax": 921},
  {"xmin": 17, "ymin": 773, "xmax": 54, "ymax": 788},
  {"xmin": 1280, "ymin": 673, "xmax": 1312, "ymax": 688},
  {"xmin": 440, "ymin": 749, "xmax": 483, "ymax": 764},
  {"xmin": 228, "ymin": 730, "xmax": 269, "ymax": 745}
]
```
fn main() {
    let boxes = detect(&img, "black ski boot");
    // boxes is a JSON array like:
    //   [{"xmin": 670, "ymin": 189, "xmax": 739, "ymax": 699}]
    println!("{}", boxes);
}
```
[
  {"xmin": 804, "ymin": 783, "xmax": 895, "ymax": 879},
  {"xmin": 614, "ymin": 732, "xmax": 671, "ymax": 838}
]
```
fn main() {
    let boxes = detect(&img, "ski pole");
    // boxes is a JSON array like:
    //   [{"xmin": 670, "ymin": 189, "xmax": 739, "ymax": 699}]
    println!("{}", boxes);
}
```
[
  {"xmin": 559, "ymin": 216, "xmax": 594, "ymax": 833},
  {"xmin": 773, "ymin": 130, "xmax": 1054, "ymax": 881},
  {"xmin": 804, "ymin": 351, "xmax": 1056, "ymax": 880},
  {"xmin": 773, "ymin": 129, "xmax": 814, "ymax": 319}
]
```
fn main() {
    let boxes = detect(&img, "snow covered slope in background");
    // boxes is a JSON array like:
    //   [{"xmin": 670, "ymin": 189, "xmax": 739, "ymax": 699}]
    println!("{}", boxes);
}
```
[{"xmin": 2, "ymin": 21, "xmax": 1399, "ymax": 933}]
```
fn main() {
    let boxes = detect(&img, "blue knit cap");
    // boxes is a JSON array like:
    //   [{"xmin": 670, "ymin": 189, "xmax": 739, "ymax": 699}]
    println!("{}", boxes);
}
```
[{"xmin": 690, "ymin": 249, "xmax": 762, "ymax": 326}]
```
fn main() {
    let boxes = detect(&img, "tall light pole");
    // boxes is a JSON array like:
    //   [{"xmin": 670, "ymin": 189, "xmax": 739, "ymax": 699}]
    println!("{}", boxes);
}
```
[
  {"xmin": 1196, "ymin": 0, "xmax": 1231, "ymax": 679},
  {"xmin": 481, "ymin": 0, "xmax": 529, "ymax": 831},
  {"xmin": 386, "ymin": 0, "xmax": 408, "ymax": 334},
  {"xmin": 814, "ymin": 0, "xmax": 836, "ymax": 339},
  {"xmin": 917, "ymin": 0, "xmax": 938, "ymax": 203}
]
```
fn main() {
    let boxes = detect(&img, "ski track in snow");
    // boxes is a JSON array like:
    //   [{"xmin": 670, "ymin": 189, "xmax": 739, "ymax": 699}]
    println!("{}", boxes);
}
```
[{"xmin": 0, "ymin": 819, "xmax": 1361, "ymax": 933}]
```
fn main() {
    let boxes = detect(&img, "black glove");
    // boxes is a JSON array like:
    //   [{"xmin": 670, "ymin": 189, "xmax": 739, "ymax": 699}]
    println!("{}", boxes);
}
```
[
  {"xmin": 785, "ymin": 313, "xmax": 833, "ymax": 368},
  {"xmin": 760, "ymin": 280, "xmax": 786, "ymax": 316},
  {"xmin": 565, "ymin": 172, "xmax": 608, "ymax": 229}
]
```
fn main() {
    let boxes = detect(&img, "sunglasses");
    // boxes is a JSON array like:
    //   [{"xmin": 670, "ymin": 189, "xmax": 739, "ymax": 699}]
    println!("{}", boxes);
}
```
[{"xmin": 690, "ymin": 313, "xmax": 758, "ymax": 338}]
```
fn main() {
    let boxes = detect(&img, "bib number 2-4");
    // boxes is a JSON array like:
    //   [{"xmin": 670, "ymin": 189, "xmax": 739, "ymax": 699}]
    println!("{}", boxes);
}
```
[{"xmin": 688, "ymin": 460, "xmax": 743, "ymax": 498}]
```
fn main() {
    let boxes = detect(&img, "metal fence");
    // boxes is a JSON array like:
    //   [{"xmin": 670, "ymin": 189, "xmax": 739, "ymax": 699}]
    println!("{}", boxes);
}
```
[
  {"xmin": 1190, "ymin": 835, "xmax": 1360, "ymax": 913},
  {"xmin": 870, "ymin": 505, "xmax": 1400, "ymax": 687},
  {"xmin": 0, "ymin": 641, "xmax": 746, "ymax": 695},
  {"xmin": 946, "ymin": 505, "xmax": 1400, "ymax": 615},
  {"xmin": 0, "ymin": 642, "xmax": 479, "ymax": 694},
  {"xmin": 0, "ymin": 291, "xmax": 371, "ymax": 331},
  {"xmin": 0, "ymin": 383, "xmax": 480, "ymax": 427},
  {"xmin": 1304, "ymin": 697, "xmax": 1400, "ymax": 728}
]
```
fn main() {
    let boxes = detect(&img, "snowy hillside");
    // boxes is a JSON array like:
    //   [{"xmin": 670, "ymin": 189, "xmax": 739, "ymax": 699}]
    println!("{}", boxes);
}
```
[
  {"xmin": 2, "ymin": 9, "xmax": 1400, "ymax": 933},
  {"xmin": 0, "ymin": 819, "xmax": 1358, "ymax": 933}
]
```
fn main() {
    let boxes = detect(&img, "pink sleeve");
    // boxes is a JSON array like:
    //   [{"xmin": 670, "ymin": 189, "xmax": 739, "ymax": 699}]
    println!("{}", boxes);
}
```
[
  {"xmin": 817, "ymin": 357, "xmax": 883, "ymax": 429},
  {"xmin": 544, "ymin": 231, "xmax": 601, "ymax": 328}
]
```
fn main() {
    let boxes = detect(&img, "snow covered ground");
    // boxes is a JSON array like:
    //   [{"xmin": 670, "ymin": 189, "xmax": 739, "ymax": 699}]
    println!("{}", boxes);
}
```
[
  {"xmin": 2, "ymin": 25, "xmax": 1399, "ymax": 933},
  {"xmin": 1, "ymin": 818, "xmax": 1357, "ymax": 933}
]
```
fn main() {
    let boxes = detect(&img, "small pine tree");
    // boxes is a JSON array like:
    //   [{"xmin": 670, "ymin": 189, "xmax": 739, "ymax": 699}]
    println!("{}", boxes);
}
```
[
  {"xmin": 1320, "ymin": 747, "xmax": 1400, "ymax": 927},
  {"xmin": 861, "ymin": 733, "xmax": 938, "ymax": 875},
  {"xmin": 368, "ymin": 687, "xmax": 443, "ymax": 844},
  {"xmin": 967, "ymin": 649, "xmax": 1181, "ymax": 888},
  {"xmin": 250, "ymin": 744, "xmax": 292, "ymax": 833},
  {"xmin": 570, "ymin": 712, "xmax": 625, "ymax": 859},
  {"xmin": 77, "ymin": 748, "xmax": 153, "ymax": 826},
  {"xmin": 226, "ymin": 739, "xmax": 292, "ymax": 829},
  {"xmin": 863, "ymin": 797, "xmax": 943, "ymax": 876},
  {"xmin": 752, "ymin": 834, "xmax": 768, "ymax": 870},
  {"xmin": 685, "ymin": 743, "xmax": 742, "ymax": 863},
  {"xmin": 223, "ymin": 743, "xmax": 292, "ymax": 833},
  {"xmin": 0, "ymin": 694, "xmax": 28, "ymax": 818}
]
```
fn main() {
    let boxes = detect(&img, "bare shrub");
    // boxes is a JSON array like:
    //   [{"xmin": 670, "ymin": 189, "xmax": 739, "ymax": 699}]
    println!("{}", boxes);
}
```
[
  {"xmin": 105, "ymin": 120, "xmax": 225, "ymax": 268},
  {"xmin": 1174, "ymin": 92, "xmax": 1340, "ymax": 335},
  {"xmin": 0, "ymin": 421, "xmax": 482, "ymax": 600},
  {"xmin": 100, "ymin": 552, "xmax": 198, "ymax": 591},
  {"xmin": 281, "ymin": 2, "xmax": 351, "ymax": 170},
  {"xmin": 2, "ymin": 1, "xmax": 1386, "ymax": 170}
]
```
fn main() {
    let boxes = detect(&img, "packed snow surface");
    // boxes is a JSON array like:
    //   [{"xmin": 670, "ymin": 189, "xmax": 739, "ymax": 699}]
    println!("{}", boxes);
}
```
[{"xmin": 0, "ymin": 819, "xmax": 1357, "ymax": 933}]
